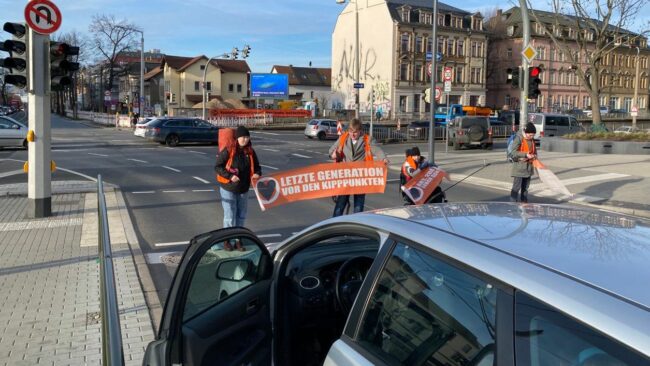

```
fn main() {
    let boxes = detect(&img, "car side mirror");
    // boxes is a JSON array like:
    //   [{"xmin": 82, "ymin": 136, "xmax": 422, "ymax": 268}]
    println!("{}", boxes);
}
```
[
  {"xmin": 216, "ymin": 258, "xmax": 252, "ymax": 281},
  {"xmin": 13, "ymin": 125, "xmax": 20, "ymax": 130}
]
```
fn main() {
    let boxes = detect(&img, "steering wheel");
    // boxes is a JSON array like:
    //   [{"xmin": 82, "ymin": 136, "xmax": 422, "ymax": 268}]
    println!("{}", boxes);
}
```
[{"xmin": 335, "ymin": 256, "xmax": 374, "ymax": 314}]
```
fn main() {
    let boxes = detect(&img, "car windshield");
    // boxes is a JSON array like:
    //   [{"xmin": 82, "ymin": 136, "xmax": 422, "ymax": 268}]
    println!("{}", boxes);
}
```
[{"xmin": 435, "ymin": 106, "xmax": 447, "ymax": 114}]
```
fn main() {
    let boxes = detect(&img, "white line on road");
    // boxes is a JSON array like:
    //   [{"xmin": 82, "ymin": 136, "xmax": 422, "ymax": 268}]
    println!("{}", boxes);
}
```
[
  {"xmin": 132, "ymin": 191, "xmax": 155, "ymax": 194},
  {"xmin": 188, "ymin": 150, "xmax": 207, "ymax": 155},
  {"xmin": 57, "ymin": 167, "xmax": 98, "ymax": 182},
  {"xmin": 0, "ymin": 170, "xmax": 24, "ymax": 179},
  {"xmin": 292, "ymin": 153, "xmax": 311, "ymax": 158},
  {"xmin": 258, "ymin": 234, "xmax": 282, "ymax": 238},
  {"xmin": 254, "ymin": 131, "xmax": 280, "ymax": 135},
  {"xmin": 155, "ymin": 241, "xmax": 188, "ymax": 247},
  {"xmin": 88, "ymin": 153, "xmax": 108, "ymax": 157},
  {"xmin": 127, "ymin": 158, "xmax": 148, "ymax": 163},
  {"xmin": 386, "ymin": 178, "xmax": 401, "ymax": 182},
  {"xmin": 163, "ymin": 190, "xmax": 186, "ymax": 193},
  {"xmin": 261, "ymin": 148, "xmax": 280, "ymax": 152},
  {"xmin": 162, "ymin": 166, "xmax": 181, "ymax": 172},
  {"xmin": 261, "ymin": 164, "xmax": 279, "ymax": 170},
  {"xmin": 192, "ymin": 189, "xmax": 215, "ymax": 192},
  {"xmin": 193, "ymin": 176, "xmax": 210, "ymax": 184}
]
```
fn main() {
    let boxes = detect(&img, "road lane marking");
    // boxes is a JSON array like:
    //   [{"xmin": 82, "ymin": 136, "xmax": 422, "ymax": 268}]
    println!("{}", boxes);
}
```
[
  {"xmin": 292, "ymin": 153, "xmax": 311, "ymax": 158},
  {"xmin": 254, "ymin": 131, "xmax": 280, "ymax": 135},
  {"xmin": 155, "ymin": 241, "xmax": 188, "ymax": 247},
  {"xmin": 132, "ymin": 191, "xmax": 155, "ymax": 194},
  {"xmin": 88, "ymin": 153, "xmax": 108, "ymax": 157},
  {"xmin": 188, "ymin": 150, "xmax": 207, "ymax": 155},
  {"xmin": 192, "ymin": 189, "xmax": 214, "ymax": 192},
  {"xmin": 258, "ymin": 234, "xmax": 282, "ymax": 238},
  {"xmin": 162, "ymin": 166, "xmax": 181, "ymax": 172},
  {"xmin": 193, "ymin": 176, "xmax": 210, "ymax": 184},
  {"xmin": 529, "ymin": 173, "xmax": 630, "ymax": 193},
  {"xmin": 127, "ymin": 158, "xmax": 148, "ymax": 163},
  {"xmin": 386, "ymin": 178, "xmax": 401, "ymax": 182},
  {"xmin": 0, "ymin": 170, "xmax": 24, "ymax": 179},
  {"xmin": 261, "ymin": 148, "xmax": 280, "ymax": 152},
  {"xmin": 57, "ymin": 167, "xmax": 98, "ymax": 182},
  {"xmin": 163, "ymin": 190, "xmax": 186, "ymax": 193},
  {"xmin": 261, "ymin": 164, "xmax": 278, "ymax": 170}
]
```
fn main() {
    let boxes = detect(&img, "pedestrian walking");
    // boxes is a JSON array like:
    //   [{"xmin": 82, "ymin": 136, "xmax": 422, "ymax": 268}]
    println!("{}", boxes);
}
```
[
  {"xmin": 508, "ymin": 122, "xmax": 537, "ymax": 203},
  {"xmin": 215, "ymin": 126, "xmax": 262, "ymax": 239},
  {"xmin": 329, "ymin": 118, "xmax": 387, "ymax": 216}
]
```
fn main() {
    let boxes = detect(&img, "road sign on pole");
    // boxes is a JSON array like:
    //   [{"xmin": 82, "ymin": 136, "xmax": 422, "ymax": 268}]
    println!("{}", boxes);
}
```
[
  {"xmin": 444, "ymin": 80, "xmax": 451, "ymax": 93},
  {"xmin": 443, "ymin": 67, "xmax": 452, "ymax": 82},
  {"xmin": 353, "ymin": 82, "xmax": 364, "ymax": 89},
  {"xmin": 427, "ymin": 62, "xmax": 432, "ymax": 76},
  {"xmin": 631, "ymin": 106, "xmax": 638, "ymax": 117},
  {"xmin": 435, "ymin": 87, "xmax": 442, "ymax": 101},
  {"xmin": 24, "ymin": 0, "xmax": 62, "ymax": 35},
  {"xmin": 522, "ymin": 44, "xmax": 537, "ymax": 64}
]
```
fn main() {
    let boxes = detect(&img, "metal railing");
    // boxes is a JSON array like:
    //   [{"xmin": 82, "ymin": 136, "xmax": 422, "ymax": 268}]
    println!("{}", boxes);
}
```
[{"xmin": 98, "ymin": 175, "xmax": 125, "ymax": 366}]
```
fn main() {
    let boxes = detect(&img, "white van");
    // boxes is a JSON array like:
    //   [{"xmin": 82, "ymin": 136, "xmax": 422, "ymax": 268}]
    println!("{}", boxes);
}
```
[{"xmin": 528, "ymin": 113, "xmax": 582, "ymax": 142}]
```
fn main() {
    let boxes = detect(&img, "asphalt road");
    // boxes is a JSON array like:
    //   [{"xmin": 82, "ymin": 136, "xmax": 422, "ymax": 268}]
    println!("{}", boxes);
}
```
[{"xmin": 0, "ymin": 114, "xmax": 552, "ymax": 305}]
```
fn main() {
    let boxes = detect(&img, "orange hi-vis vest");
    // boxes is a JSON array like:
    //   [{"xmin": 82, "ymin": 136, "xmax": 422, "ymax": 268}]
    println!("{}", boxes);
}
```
[
  {"xmin": 216, "ymin": 147, "xmax": 255, "ymax": 184},
  {"xmin": 401, "ymin": 156, "xmax": 417, "ymax": 181},
  {"xmin": 519, "ymin": 135, "xmax": 536, "ymax": 156},
  {"xmin": 337, "ymin": 132, "xmax": 373, "ymax": 161}
]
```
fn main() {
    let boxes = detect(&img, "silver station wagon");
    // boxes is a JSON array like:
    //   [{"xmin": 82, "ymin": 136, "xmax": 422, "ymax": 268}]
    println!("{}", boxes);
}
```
[{"xmin": 143, "ymin": 203, "xmax": 650, "ymax": 366}]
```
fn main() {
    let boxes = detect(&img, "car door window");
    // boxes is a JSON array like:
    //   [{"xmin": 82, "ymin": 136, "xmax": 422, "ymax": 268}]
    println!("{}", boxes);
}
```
[
  {"xmin": 514, "ymin": 292, "xmax": 648, "ymax": 366},
  {"xmin": 356, "ymin": 241, "xmax": 497, "ymax": 366},
  {"xmin": 556, "ymin": 117, "xmax": 569, "ymax": 127},
  {"xmin": 0, "ymin": 118, "xmax": 14, "ymax": 129},
  {"xmin": 183, "ymin": 237, "xmax": 265, "ymax": 321}
]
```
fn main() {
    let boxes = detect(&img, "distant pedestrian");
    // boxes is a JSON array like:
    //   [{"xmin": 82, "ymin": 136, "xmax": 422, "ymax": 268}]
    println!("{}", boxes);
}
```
[
  {"xmin": 329, "ymin": 118, "xmax": 387, "ymax": 216},
  {"xmin": 509, "ymin": 122, "xmax": 537, "ymax": 203},
  {"xmin": 215, "ymin": 126, "xmax": 262, "ymax": 240}
]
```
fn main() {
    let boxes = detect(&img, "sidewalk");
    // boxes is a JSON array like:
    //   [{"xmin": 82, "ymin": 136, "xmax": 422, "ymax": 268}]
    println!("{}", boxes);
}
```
[{"xmin": 0, "ymin": 182, "xmax": 154, "ymax": 366}]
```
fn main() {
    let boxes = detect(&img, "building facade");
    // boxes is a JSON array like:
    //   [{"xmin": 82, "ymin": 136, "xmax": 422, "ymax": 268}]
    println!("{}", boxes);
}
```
[
  {"xmin": 271, "ymin": 65, "xmax": 334, "ymax": 107},
  {"xmin": 332, "ymin": 0, "xmax": 488, "ymax": 120},
  {"xmin": 486, "ymin": 7, "xmax": 649, "ymax": 113}
]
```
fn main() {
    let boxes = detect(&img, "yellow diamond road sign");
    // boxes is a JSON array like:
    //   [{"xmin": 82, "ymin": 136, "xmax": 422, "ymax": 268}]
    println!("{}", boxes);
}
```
[{"xmin": 522, "ymin": 45, "xmax": 537, "ymax": 63}]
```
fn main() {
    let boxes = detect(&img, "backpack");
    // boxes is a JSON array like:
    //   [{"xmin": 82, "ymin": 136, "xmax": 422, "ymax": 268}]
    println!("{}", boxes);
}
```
[{"xmin": 506, "ymin": 133, "xmax": 517, "ymax": 162}]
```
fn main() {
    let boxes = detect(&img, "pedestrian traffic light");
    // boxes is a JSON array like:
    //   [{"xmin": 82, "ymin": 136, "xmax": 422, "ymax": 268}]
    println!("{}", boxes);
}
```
[
  {"xmin": 49, "ymin": 42, "xmax": 80, "ymax": 90},
  {"xmin": 242, "ymin": 45, "xmax": 250, "ymax": 58},
  {"xmin": 231, "ymin": 47, "xmax": 239, "ymax": 59},
  {"xmin": 0, "ymin": 22, "xmax": 29, "ymax": 89},
  {"xmin": 528, "ymin": 66, "xmax": 542, "ymax": 99},
  {"xmin": 424, "ymin": 88, "xmax": 431, "ymax": 103},
  {"xmin": 506, "ymin": 67, "xmax": 522, "ymax": 89}
]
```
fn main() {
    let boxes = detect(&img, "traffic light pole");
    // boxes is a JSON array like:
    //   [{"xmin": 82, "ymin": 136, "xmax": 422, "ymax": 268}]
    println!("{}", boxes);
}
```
[
  {"xmin": 428, "ymin": 0, "xmax": 438, "ymax": 164},
  {"xmin": 519, "ymin": 0, "xmax": 530, "ymax": 126},
  {"xmin": 28, "ymin": 29, "xmax": 52, "ymax": 218}
]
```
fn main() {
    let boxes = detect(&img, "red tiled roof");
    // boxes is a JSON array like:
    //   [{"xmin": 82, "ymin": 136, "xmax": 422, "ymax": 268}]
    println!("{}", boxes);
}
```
[
  {"xmin": 162, "ymin": 55, "xmax": 195, "ymax": 70},
  {"xmin": 213, "ymin": 59, "xmax": 251, "ymax": 73},
  {"xmin": 144, "ymin": 66, "xmax": 163, "ymax": 81}
]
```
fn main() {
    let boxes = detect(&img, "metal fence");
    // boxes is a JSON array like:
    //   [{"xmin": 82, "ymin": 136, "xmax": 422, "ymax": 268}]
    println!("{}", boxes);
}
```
[
  {"xmin": 98, "ymin": 175, "xmax": 125, "ymax": 366},
  {"xmin": 366, "ymin": 124, "xmax": 513, "ymax": 142}
]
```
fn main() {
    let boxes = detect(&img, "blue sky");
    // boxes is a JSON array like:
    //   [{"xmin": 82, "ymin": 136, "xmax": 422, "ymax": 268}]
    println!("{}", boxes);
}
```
[{"xmin": 1, "ymin": 0, "xmax": 648, "ymax": 73}]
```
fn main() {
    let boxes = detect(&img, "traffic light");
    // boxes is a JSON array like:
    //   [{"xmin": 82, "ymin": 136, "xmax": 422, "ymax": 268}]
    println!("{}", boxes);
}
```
[
  {"xmin": 506, "ymin": 67, "xmax": 522, "ymax": 89},
  {"xmin": 231, "ymin": 47, "xmax": 239, "ymax": 59},
  {"xmin": 49, "ymin": 42, "xmax": 80, "ymax": 90},
  {"xmin": 528, "ymin": 66, "xmax": 542, "ymax": 99},
  {"xmin": 0, "ymin": 22, "xmax": 29, "ymax": 89},
  {"xmin": 242, "ymin": 45, "xmax": 250, "ymax": 58},
  {"xmin": 424, "ymin": 88, "xmax": 431, "ymax": 103}
]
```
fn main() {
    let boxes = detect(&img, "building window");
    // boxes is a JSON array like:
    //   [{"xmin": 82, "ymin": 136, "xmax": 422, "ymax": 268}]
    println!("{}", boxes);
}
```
[
  {"xmin": 507, "ymin": 26, "xmax": 514, "ymax": 36},
  {"xmin": 437, "ymin": 65, "xmax": 443, "ymax": 82},
  {"xmin": 414, "ymin": 63, "xmax": 423, "ymax": 81},
  {"xmin": 536, "ymin": 47, "xmax": 546, "ymax": 60},
  {"xmin": 505, "ymin": 94, "xmax": 511, "ymax": 106},
  {"xmin": 164, "ymin": 80, "xmax": 170, "ymax": 92},
  {"xmin": 534, "ymin": 22, "xmax": 545, "ymax": 34},
  {"xmin": 426, "ymin": 38, "xmax": 432, "ymax": 53},
  {"xmin": 401, "ymin": 33, "xmax": 410, "ymax": 53},
  {"xmin": 200, "ymin": 65, "xmax": 205, "ymax": 70},
  {"xmin": 237, "ymin": 84, "xmax": 242, "ymax": 93},
  {"xmin": 456, "ymin": 40, "xmax": 464, "ymax": 57},
  {"xmin": 413, "ymin": 94, "xmax": 421, "ymax": 112},
  {"xmin": 455, "ymin": 66, "xmax": 463, "ymax": 83},
  {"xmin": 194, "ymin": 81, "xmax": 200, "ymax": 91},
  {"xmin": 399, "ymin": 95, "xmax": 407, "ymax": 112},
  {"xmin": 470, "ymin": 67, "xmax": 481, "ymax": 84},
  {"xmin": 400, "ymin": 63, "xmax": 409, "ymax": 81},
  {"xmin": 438, "ymin": 37, "xmax": 445, "ymax": 55},
  {"xmin": 447, "ymin": 39, "xmax": 454, "ymax": 56},
  {"xmin": 415, "ymin": 36, "xmax": 423, "ymax": 53},
  {"xmin": 206, "ymin": 82, "xmax": 212, "ymax": 91},
  {"xmin": 228, "ymin": 84, "xmax": 234, "ymax": 92},
  {"xmin": 507, "ymin": 48, "xmax": 513, "ymax": 58}
]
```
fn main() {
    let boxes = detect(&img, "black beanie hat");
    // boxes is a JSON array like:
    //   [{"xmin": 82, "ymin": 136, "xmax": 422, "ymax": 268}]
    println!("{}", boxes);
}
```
[
  {"xmin": 524, "ymin": 122, "xmax": 537, "ymax": 134},
  {"xmin": 235, "ymin": 126, "xmax": 250, "ymax": 138},
  {"xmin": 405, "ymin": 148, "xmax": 412, "ymax": 157},
  {"xmin": 410, "ymin": 147, "xmax": 421, "ymax": 156}
]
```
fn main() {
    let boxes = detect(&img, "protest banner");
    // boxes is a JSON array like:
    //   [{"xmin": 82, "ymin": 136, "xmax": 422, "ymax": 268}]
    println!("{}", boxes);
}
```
[
  {"xmin": 533, "ymin": 160, "xmax": 573, "ymax": 198},
  {"xmin": 252, "ymin": 161, "xmax": 387, "ymax": 211},
  {"xmin": 401, "ymin": 166, "xmax": 449, "ymax": 205}
]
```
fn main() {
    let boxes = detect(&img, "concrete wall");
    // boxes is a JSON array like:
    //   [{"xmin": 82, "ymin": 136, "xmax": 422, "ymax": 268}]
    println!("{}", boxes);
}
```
[{"xmin": 542, "ymin": 137, "xmax": 650, "ymax": 154}]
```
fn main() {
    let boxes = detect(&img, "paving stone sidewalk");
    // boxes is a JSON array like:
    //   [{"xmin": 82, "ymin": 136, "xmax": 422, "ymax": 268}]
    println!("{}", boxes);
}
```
[{"xmin": 0, "ymin": 184, "xmax": 154, "ymax": 365}]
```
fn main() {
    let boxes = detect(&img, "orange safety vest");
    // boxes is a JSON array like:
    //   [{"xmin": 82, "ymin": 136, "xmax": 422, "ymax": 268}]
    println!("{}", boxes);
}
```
[
  {"xmin": 401, "ymin": 156, "xmax": 417, "ymax": 182},
  {"xmin": 519, "ymin": 136, "xmax": 536, "ymax": 155},
  {"xmin": 216, "ymin": 147, "xmax": 255, "ymax": 184},
  {"xmin": 337, "ymin": 132, "xmax": 373, "ymax": 162}
]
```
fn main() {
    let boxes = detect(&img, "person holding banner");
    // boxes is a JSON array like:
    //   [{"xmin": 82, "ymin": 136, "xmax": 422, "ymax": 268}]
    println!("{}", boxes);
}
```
[
  {"xmin": 400, "ymin": 147, "xmax": 445, "ymax": 205},
  {"xmin": 329, "ymin": 118, "xmax": 387, "ymax": 216},
  {"xmin": 215, "ymin": 126, "xmax": 262, "ymax": 236},
  {"xmin": 509, "ymin": 122, "xmax": 537, "ymax": 203}
]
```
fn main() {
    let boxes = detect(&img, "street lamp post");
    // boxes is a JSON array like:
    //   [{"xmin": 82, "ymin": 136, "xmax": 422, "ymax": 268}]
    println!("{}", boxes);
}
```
[
  {"xmin": 336, "ymin": 0, "xmax": 360, "ymax": 119},
  {"xmin": 202, "ymin": 46, "xmax": 250, "ymax": 121},
  {"xmin": 428, "ymin": 0, "xmax": 438, "ymax": 163},
  {"xmin": 633, "ymin": 46, "xmax": 640, "ymax": 129}
]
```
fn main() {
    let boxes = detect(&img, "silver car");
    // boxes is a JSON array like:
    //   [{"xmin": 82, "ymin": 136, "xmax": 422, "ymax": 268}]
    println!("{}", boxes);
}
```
[
  {"xmin": 529, "ymin": 113, "xmax": 582, "ymax": 141},
  {"xmin": 304, "ymin": 119, "xmax": 341, "ymax": 140},
  {"xmin": 143, "ymin": 203, "xmax": 650, "ymax": 365},
  {"xmin": 0, "ymin": 116, "xmax": 27, "ymax": 149}
]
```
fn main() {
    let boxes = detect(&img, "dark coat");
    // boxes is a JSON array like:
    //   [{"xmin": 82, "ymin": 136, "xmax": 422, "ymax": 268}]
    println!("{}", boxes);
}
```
[
  {"xmin": 215, "ymin": 145, "xmax": 262, "ymax": 193},
  {"xmin": 510, "ymin": 133, "xmax": 536, "ymax": 178}
]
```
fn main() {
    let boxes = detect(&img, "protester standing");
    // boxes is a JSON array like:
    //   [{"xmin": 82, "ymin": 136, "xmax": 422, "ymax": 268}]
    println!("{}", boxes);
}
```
[
  {"xmin": 329, "ymin": 118, "xmax": 387, "ymax": 216},
  {"xmin": 509, "ymin": 122, "xmax": 537, "ymax": 203},
  {"xmin": 215, "ymin": 126, "xmax": 262, "ymax": 232}
]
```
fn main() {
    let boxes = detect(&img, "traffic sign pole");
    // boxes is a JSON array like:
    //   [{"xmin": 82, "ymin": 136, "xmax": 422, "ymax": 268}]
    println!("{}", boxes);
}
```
[{"xmin": 429, "ymin": 0, "xmax": 439, "ymax": 164}]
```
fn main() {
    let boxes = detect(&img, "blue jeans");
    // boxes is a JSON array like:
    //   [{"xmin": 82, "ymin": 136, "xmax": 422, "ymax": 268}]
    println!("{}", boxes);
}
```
[
  {"xmin": 220, "ymin": 188, "xmax": 249, "ymax": 228},
  {"xmin": 333, "ymin": 194, "xmax": 365, "ymax": 217}
]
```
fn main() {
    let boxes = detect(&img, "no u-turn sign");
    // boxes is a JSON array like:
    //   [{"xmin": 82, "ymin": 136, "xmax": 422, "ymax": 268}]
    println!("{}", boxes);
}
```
[{"xmin": 24, "ymin": 0, "xmax": 62, "ymax": 35}]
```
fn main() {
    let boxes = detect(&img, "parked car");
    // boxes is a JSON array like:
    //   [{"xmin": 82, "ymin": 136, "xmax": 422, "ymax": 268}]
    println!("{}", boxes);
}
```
[
  {"xmin": 304, "ymin": 119, "xmax": 341, "ymax": 140},
  {"xmin": 144, "ymin": 118, "xmax": 219, "ymax": 146},
  {"xmin": 134, "ymin": 117, "xmax": 155, "ymax": 138},
  {"xmin": 406, "ymin": 120, "xmax": 430, "ymax": 140},
  {"xmin": 142, "ymin": 203, "xmax": 650, "ymax": 366},
  {"xmin": 565, "ymin": 107, "xmax": 586, "ymax": 117},
  {"xmin": 609, "ymin": 109, "xmax": 628, "ymax": 117},
  {"xmin": 584, "ymin": 106, "xmax": 609, "ymax": 117},
  {"xmin": 613, "ymin": 125, "xmax": 639, "ymax": 134},
  {"xmin": 528, "ymin": 113, "xmax": 582, "ymax": 142},
  {"xmin": 447, "ymin": 116, "xmax": 493, "ymax": 150},
  {"xmin": 0, "ymin": 115, "xmax": 28, "ymax": 149}
]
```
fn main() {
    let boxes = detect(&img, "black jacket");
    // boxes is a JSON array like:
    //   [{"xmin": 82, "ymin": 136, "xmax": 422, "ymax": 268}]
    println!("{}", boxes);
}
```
[{"xmin": 215, "ymin": 145, "xmax": 262, "ymax": 193}]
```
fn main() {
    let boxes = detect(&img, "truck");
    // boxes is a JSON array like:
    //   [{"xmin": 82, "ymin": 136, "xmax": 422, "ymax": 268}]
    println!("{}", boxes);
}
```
[{"xmin": 434, "ymin": 104, "xmax": 492, "ymax": 125}]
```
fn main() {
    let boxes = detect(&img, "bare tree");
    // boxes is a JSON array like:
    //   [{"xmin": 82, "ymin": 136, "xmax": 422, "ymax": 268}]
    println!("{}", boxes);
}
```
[
  {"xmin": 51, "ymin": 31, "xmax": 90, "ymax": 116},
  {"xmin": 526, "ymin": 0, "xmax": 649, "ymax": 126},
  {"xmin": 88, "ymin": 14, "xmax": 139, "ymax": 101},
  {"xmin": 484, "ymin": 7, "xmax": 509, "ymax": 86}
]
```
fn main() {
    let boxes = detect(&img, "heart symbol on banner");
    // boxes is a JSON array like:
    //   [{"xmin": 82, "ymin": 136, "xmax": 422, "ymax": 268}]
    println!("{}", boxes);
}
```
[
  {"xmin": 256, "ymin": 178, "xmax": 279, "ymax": 203},
  {"xmin": 408, "ymin": 187, "xmax": 423, "ymax": 201}
]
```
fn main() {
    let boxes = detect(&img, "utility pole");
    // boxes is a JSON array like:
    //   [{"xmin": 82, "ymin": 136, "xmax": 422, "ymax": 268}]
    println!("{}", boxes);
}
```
[
  {"xmin": 428, "ymin": 0, "xmax": 438, "ymax": 163},
  {"xmin": 28, "ymin": 29, "xmax": 52, "ymax": 217},
  {"xmin": 139, "ymin": 31, "xmax": 144, "ymax": 117},
  {"xmin": 519, "ymin": 0, "xmax": 530, "ymax": 127},
  {"xmin": 354, "ymin": 0, "xmax": 360, "ymax": 119},
  {"xmin": 633, "ymin": 46, "xmax": 640, "ymax": 129}
]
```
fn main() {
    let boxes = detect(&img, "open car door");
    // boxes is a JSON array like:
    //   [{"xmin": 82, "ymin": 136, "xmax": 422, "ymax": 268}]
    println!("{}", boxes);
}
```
[{"xmin": 143, "ymin": 227, "xmax": 273, "ymax": 366}]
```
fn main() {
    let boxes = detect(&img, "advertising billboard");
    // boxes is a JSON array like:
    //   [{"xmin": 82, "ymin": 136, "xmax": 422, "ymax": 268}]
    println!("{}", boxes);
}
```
[{"xmin": 251, "ymin": 73, "xmax": 289, "ymax": 98}]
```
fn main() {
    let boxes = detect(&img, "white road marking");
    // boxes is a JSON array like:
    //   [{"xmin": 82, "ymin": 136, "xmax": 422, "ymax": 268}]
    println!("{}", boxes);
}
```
[
  {"xmin": 132, "ymin": 191, "xmax": 155, "ymax": 194},
  {"xmin": 261, "ymin": 148, "xmax": 280, "ymax": 152},
  {"xmin": 163, "ymin": 190, "xmax": 185, "ymax": 193},
  {"xmin": 386, "ymin": 178, "xmax": 401, "ymax": 182},
  {"xmin": 192, "ymin": 189, "xmax": 214, "ymax": 192},
  {"xmin": 155, "ymin": 241, "xmax": 188, "ymax": 247},
  {"xmin": 162, "ymin": 166, "xmax": 181, "ymax": 172},
  {"xmin": 258, "ymin": 234, "xmax": 282, "ymax": 238},
  {"xmin": 193, "ymin": 176, "xmax": 210, "ymax": 184},
  {"xmin": 188, "ymin": 150, "xmax": 207, "ymax": 155},
  {"xmin": 57, "ymin": 167, "xmax": 98, "ymax": 182},
  {"xmin": 261, "ymin": 164, "xmax": 279, "ymax": 170},
  {"xmin": 557, "ymin": 173, "xmax": 629, "ymax": 186},
  {"xmin": 88, "ymin": 153, "xmax": 108, "ymax": 157},
  {"xmin": 292, "ymin": 153, "xmax": 311, "ymax": 158},
  {"xmin": 127, "ymin": 158, "xmax": 148, "ymax": 163},
  {"xmin": 254, "ymin": 131, "xmax": 280, "ymax": 136},
  {"xmin": 0, "ymin": 170, "xmax": 24, "ymax": 179}
]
